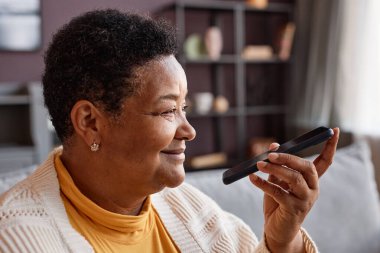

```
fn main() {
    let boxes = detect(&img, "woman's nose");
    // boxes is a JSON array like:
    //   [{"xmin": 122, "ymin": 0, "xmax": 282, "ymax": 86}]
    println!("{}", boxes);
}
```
[{"xmin": 176, "ymin": 116, "xmax": 196, "ymax": 141}]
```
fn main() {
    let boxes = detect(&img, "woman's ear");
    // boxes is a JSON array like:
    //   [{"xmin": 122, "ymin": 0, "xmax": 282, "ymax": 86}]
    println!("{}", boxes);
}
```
[{"xmin": 70, "ymin": 100, "xmax": 104, "ymax": 147}]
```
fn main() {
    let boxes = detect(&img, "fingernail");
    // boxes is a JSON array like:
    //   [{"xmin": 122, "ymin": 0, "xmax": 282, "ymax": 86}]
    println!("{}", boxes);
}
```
[
  {"xmin": 268, "ymin": 153, "xmax": 279, "ymax": 160},
  {"xmin": 257, "ymin": 161, "xmax": 268, "ymax": 168}
]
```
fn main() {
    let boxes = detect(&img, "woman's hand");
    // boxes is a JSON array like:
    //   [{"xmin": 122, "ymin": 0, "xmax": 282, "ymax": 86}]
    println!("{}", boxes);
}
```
[{"xmin": 249, "ymin": 128, "xmax": 340, "ymax": 253}]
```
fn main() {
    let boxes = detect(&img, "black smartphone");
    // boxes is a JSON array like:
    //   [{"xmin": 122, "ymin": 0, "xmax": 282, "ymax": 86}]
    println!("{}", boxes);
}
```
[{"xmin": 222, "ymin": 126, "xmax": 334, "ymax": 185}]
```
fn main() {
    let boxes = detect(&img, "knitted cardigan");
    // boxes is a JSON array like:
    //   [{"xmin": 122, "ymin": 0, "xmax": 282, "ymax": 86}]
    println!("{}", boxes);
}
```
[{"xmin": 0, "ymin": 148, "xmax": 317, "ymax": 253}]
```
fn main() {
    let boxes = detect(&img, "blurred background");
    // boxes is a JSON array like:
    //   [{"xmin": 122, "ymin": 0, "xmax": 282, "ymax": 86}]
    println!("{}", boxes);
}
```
[{"xmin": 0, "ymin": 0, "xmax": 379, "ymax": 173}]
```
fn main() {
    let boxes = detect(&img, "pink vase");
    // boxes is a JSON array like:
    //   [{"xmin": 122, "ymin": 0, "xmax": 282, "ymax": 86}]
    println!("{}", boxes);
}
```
[{"xmin": 204, "ymin": 26, "xmax": 223, "ymax": 60}]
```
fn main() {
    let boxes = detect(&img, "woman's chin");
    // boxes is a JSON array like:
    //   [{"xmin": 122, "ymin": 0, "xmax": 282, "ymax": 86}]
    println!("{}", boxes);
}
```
[{"xmin": 164, "ymin": 165, "xmax": 186, "ymax": 188}]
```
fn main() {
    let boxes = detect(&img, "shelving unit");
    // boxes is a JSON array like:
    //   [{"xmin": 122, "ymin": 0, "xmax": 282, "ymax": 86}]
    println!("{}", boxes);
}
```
[
  {"xmin": 156, "ymin": 0, "xmax": 295, "ymax": 170},
  {"xmin": 0, "ymin": 83, "xmax": 53, "ymax": 172}
]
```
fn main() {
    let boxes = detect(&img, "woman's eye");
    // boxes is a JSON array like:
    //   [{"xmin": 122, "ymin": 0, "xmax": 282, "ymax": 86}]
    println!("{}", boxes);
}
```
[
  {"xmin": 153, "ymin": 105, "xmax": 187, "ymax": 121},
  {"xmin": 160, "ymin": 108, "xmax": 177, "ymax": 121},
  {"xmin": 161, "ymin": 108, "xmax": 177, "ymax": 115},
  {"xmin": 182, "ymin": 105, "xmax": 189, "ymax": 114}
]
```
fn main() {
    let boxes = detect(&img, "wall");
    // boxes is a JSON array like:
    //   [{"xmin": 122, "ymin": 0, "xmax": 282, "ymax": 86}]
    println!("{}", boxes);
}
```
[{"xmin": 0, "ymin": 0, "xmax": 172, "ymax": 82}]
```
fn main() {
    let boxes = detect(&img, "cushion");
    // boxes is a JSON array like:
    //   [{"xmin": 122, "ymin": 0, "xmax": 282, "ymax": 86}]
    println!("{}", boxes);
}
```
[
  {"xmin": 304, "ymin": 141, "xmax": 380, "ymax": 253},
  {"xmin": 185, "ymin": 141, "xmax": 380, "ymax": 253}
]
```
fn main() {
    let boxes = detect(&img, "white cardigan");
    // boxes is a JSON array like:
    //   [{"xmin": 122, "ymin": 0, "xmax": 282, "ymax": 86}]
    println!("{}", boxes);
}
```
[{"xmin": 0, "ymin": 148, "xmax": 317, "ymax": 253}]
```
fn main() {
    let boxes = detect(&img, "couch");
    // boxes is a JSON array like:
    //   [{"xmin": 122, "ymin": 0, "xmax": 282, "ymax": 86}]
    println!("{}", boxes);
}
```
[{"xmin": 1, "ymin": 141, "xmax": 379, "ymax": 253}]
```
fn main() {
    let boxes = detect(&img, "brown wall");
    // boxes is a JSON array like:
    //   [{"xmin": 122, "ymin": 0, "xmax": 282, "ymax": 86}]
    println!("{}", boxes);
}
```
[{"xmin": 0, "ymin": 0, "xmax": 172, "ymax": 83}]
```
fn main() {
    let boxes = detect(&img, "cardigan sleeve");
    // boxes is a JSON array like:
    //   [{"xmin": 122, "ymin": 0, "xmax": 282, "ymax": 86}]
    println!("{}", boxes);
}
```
[{"xmin": 254, "ymin": 228, "xmax": 318, "ymax": 253}]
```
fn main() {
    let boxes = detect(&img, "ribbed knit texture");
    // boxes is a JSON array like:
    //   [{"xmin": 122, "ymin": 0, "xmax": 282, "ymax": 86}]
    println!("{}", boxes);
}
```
[{"xmin": 0, "ymin": 147, "xmax": 318, "ymax": 253}]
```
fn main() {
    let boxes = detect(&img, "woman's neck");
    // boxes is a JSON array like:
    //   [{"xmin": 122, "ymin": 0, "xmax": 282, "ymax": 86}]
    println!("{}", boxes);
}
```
[{"xmin": 60, "ymin": 148, "xmax": 147, "ymax": 216}]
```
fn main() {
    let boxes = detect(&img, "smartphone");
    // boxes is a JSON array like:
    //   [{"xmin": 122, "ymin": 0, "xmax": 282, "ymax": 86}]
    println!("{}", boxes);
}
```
[{"xmin": 222, "ymin": 126, "xmax": 334, "ymax": 185}]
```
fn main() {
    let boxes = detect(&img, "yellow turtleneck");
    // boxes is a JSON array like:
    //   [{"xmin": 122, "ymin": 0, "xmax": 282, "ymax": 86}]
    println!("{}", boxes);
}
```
[{"xmin": 54, "ymin": 154, "xmax": 179, "ymax": 253}]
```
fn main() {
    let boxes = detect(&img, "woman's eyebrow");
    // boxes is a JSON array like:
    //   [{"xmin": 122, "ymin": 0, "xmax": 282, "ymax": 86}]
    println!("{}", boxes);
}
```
[
  {"xmin": 156, "ymin": 90, "xmax": 189, "ymax": 103},
  {"xmin": 157, "ymin": 94, "xmax": 179, "ymax": 101}
]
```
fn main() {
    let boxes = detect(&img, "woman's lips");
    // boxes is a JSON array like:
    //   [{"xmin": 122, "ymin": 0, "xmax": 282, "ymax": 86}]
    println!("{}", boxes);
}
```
[{"xmin": 161, "ymin": 149, "xmax": 186, "ymax": 161}]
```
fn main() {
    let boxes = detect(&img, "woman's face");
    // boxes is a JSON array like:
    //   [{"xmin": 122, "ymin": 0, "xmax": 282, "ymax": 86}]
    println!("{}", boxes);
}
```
[{"xmin": 100, "ymin": 55, "xmax": 196, "ymax": 194}]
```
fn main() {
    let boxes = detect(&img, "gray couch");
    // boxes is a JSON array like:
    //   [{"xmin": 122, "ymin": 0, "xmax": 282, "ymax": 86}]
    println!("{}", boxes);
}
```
[
  {"xmin": 1, "ymin": 141, "xmax": 379, "ymax": 252},
  {"xmin": 185, "ymin": 141, "xmax": 380, "ymax": 253}
]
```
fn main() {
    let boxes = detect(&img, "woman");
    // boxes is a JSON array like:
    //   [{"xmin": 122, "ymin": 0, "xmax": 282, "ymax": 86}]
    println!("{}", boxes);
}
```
[{"xmin": 0, "ymin": 9, "xmax": 339, "ymax": 253}]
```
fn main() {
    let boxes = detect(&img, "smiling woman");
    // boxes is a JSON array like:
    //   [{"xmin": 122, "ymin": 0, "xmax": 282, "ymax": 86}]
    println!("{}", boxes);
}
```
[{"xmin": 0, "ymin": 9, "xmax": 339, "ymax": 253}]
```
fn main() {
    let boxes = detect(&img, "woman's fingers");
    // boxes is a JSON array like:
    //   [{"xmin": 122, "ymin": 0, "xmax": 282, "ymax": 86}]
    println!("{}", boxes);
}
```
[
  {"xmin": 264, "ymin": 152, "xmax": 319, "ymax": 190},
  {"xmin": 250, "ymin": 172, "xmax": 315, "ymax": 214},
  {"xmin": 313, "ymin": 127, "xmax": 340, "ymax": 177},
  {"xmin": 269, "ymin": 142, "xmax": 280, "ymax": 151},
  {"xmin": 249, "ymin": 174, "xmax": 291, "ymax": 206},
  {"xmin": 268, "ymin": 174, "xmax": 289, "ymax": 191},
  {"xmin": 257, "ymin": 161, "xmax": 310, "ymax": 199},
  {"xmin": 250, "ymin": 128, "xmax": 339, "ymax": 216}
]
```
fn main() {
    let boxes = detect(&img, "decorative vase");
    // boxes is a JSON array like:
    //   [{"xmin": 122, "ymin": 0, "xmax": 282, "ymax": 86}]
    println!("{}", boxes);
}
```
[
  {"xmin": 204, "ymin": 26, "xmax": 223, "ymax": 60},
  {"xmin": 194, "ymin": 92, "xmax": 214, "ymax": 114},
  {"xmin": 246, "ymin": 0, "xmax": 268, "ymax": 9}
]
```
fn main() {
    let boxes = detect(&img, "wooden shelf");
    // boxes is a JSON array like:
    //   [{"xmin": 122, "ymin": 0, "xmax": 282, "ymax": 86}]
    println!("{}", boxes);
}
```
[
  {"xmin": 175, "ymin": 0, "xmax": 238, "ymax": 11},
  {"xmin": 160, "ymin": 1, "xmax": 292, "ymax": 14},
  {"xmin": 155, "ymin": 0, "xmax": 295, "ymax": 170},
  {"xmin": 187, "ymin": 105, "xmax": 287, "ymax": 118},
  {"xmin": 181, "ymin": 55, "xmax": 290, "ymax": 64},
  {"xmin": 243, "ymin": 58, "xmax": 290, "ymax": 64},
  {"xmin": 187, "ymin": 108, "xmax": 240, "ymax": 118},
  {"xmin": 0, "ymin": 145, "xmax": 34, "ymax": 150},
  {"xmin": 181, "ymin": 55, "xmax": 237, "ymax": 64},
  {"xmin": 0, "ymin": 95, "xmax": 30, "ymax": 105},
  {"xmin": 246, "ymin": 105, "xmax": 288, "ymax": 115}
]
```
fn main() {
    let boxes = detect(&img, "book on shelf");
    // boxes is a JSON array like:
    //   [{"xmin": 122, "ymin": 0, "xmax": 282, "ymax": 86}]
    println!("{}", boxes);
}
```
[
  {"xmin": 186, "ymin": 152, "xmax": 227, "ymax": 169},
  {"xmin": 241, "ymin": 45, "xmax": 274, "ymax": 60},
  {"xmin": 276, "ymin": 22, "xmax": 296, "ymax": 61}
]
